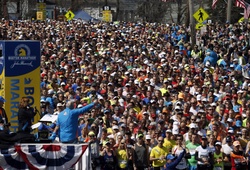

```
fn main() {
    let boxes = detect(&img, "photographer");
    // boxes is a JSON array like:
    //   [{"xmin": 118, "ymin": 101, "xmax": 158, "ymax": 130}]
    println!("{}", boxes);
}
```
[
  {"xmin": 40, "ymin": 99, "xmax": 49, "ymax": 118},
  {"xmin": 0, "ymin": 96, "xmax": 8, "ymax": 125},
  {"xmin": 18, "ymin": 97, "xmax": 38, "ymax": 133}
]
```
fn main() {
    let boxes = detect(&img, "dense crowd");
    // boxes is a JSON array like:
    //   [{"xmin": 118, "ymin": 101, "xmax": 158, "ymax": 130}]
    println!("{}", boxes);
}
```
[{"xmin": 1, "ymin": 19, "xmax": 250, "ymax": 170}]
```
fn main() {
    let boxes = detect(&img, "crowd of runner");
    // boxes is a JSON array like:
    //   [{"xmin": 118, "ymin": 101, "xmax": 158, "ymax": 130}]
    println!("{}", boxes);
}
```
[{"xmin": 1, "ymin": 19, "xmax": 250, "ymax": 170}]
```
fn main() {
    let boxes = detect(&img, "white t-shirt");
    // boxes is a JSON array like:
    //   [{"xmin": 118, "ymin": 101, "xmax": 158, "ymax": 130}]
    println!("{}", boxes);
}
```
[
  {"xmin": 195, "ymin": 145, "xmax": 212, "ymax": 165},
  {"xmin": 222, "ymin": 144, "xmax": 233, "ymax": 155},
  {"xmin": 173, "ymin": 146, "xmax": 187, "ymax": 169}
]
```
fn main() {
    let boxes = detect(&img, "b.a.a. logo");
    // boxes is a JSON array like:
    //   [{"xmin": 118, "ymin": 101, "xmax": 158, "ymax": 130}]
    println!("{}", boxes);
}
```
[
  {"xmin": 18, "ymin": 48, "xmax": 26, "ymax": 57},
  {"xmin": 14, "ymin": 44, "xmax": 30, "ymax": 57}
]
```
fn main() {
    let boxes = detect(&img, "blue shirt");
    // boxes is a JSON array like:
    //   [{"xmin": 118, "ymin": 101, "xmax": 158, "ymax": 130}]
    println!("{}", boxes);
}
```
[
  {"xmin": 57, "ymin": 103, "xmax": 94, "ymax": 142},
  {"xmin": 165, "ymin": 150, "xmax": 186, "ymax": 170}
]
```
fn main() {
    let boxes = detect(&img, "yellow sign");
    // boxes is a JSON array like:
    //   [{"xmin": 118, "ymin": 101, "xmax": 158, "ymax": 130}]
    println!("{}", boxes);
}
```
[
  {"xmin": 239, "ymin": 17, "xmax": 244, "ymax": 23},
  {"xmin": 0, "ymin": 43, "xmax": 4, "ymax": 98},
  {"xmin": 37, "ymin": 11, "xmax": 44, "ymax": 20},
  {"xmin": 37, "ymin": 3, "xmax": 46, "ymax": 10},
  {"xmin": 65, "ymin": 10, "xmax": 75, "ymax": 21},
  {"xmin": 193, "ymin": 7, "xmax": 209, "ymax": 23},
  {"xmin": 195, "ymin": 23, "xmax": 204, "ymax": 29},
  {"xmin": 103, "ymin": 10, "xmax": 112, "ymax": 22}
]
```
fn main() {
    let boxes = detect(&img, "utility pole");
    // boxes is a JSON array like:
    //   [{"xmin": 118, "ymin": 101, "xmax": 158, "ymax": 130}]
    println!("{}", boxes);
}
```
[
  {"xmin": 3, "ymin": 0, "xmax": 7, "ymax": 19},
  {"xmin": 226, "ymin": 0, "xmax": 232, "ymax": 23},
  {"xmin": 189, "ymin": 0, "xmax": 196, "ymax": 47}
]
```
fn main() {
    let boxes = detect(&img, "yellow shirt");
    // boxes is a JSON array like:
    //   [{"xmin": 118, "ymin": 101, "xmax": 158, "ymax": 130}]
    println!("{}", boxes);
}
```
[
  {"xmin": 150, "ymin": 145, "xmax": 168, "ymax": 167},
  {"xmin": 163, "ymin": 139, "xmax": 176, "ymax": 153},
  {"xmin": 160, "ymin": 88, "xmax": 168, "ymax": 96},
  {"xmin": 133, "ymin": 106, "xmax": 141, "ymax": 113},
  {"xmin": 117, "ymin": 149, "xmax": 128, "ymax": 168},
  {"xmin": 214, "ymin": 152, "xmax": 224, "ymax": 169}
]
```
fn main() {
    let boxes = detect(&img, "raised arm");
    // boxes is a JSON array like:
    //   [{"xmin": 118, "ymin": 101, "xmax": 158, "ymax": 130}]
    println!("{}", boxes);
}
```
[{"xmin": 166, "ymin": 149, "xmax": 186, "ymax": 169}]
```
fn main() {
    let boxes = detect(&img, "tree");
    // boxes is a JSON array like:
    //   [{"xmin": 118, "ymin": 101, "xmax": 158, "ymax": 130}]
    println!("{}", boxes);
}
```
[
  {"xmin": 137, "ymin": 0, "xmax": 168, "ymax": 23},
  {"xmin": 206, "ymin": 0, "xmax": 242, "ymax": 23}
]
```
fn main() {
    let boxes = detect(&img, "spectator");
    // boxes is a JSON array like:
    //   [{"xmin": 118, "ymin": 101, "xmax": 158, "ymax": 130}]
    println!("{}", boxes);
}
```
[{"xmin": 18, "ymin": 97, "xmax": 38, "ymax": 133}]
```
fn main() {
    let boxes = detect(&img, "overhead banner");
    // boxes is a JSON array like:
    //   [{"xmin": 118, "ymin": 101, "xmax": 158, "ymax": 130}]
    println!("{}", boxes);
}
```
[{"xmin": 0, "ymin": 41, "xmax": 40, "ymax": 132}]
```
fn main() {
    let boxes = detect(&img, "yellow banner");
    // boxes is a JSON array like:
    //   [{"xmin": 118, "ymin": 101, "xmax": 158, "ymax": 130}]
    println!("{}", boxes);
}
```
[
  {"xmin": 5, "ymin": 68, "xmax": 40, "ymax": 132},
  {"xmin": 1, "ymin": 41, "xmax": 41, "ymax": 132}
]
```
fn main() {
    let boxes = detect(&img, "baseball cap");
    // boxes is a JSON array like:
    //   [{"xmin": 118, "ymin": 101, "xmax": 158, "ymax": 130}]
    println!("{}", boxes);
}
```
[
  {"xmin": 196, "ymin": 95, "xmax": 202, "ymax": 101},
  {"xmin": 175, "ymin": 106, "xmax": 181, "ymax": 110},
  {"xmin": 235, "ymin": 120, "xmax": 242, "ymax": 127},
  {"xmin": 77, "ymin": 104, "xmax": 83, "ymax": 108},
  {"xmin": 138, "ymin": 133, "xmax": 144, "ymax": 138},
  {"xmin": 146, "ymin": 135, "xmax": 151, "ymax": 140},
  {"xmin": 57, "ymin": 103, "xmax": 63, "ymax": 107},
  {"xmin": 226, "ymin": 136, "xmax": 232, "ymax": 142},
  {"xmin": 233, "ymin": 141, "xmax": 241, "ymax": 146},
  {"xmin": 48, "ymin": 89, "xmax": 54, "ymax": 95},
  {"xmin": 215, "ymin": 142, "xmax": 222, "ymax": 146},
  {"xmin": 158, "ymin": 119, "xmax": 164, "ymax": 124},
  {"xmin": 201, "ymin": 136, "xmax": 207, "ymax": 140},
  {"xmin": 166, "ymin": 154, "xmax": 175, "ymax": 160},
  {"xmin": 88, "ymin": 131, "xmax": 95, "ymax": 136},
  {"xmin": 40, "ymin": 99, "xmax": 46, "ymax": 103},
  {"xmin": 103, "ymin": 140, "xmax": 111, "ymax": 146},
  {"xmin": 189, "ymin": 123, "xmax": 197, "ymax": 129},
  {"xmin": 178, "ymin": 93, "xmax": 184, "ymax": 99},
  {"xmin": 227, "ymin": 118, "xmax": 233, "ymax": 123},
  {"xmin": 166, "ymin": 129, "xmax": 172, "ymax": 133},
  {"xmin": 112, "ymin": 125, "xmax": 119, "ymax": 130}
]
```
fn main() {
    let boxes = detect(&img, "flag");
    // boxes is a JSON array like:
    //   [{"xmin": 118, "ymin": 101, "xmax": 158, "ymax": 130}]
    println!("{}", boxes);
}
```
[
  {"xmin": 235, "ymin": 0, "xmax": 250, "ymax": 19},
  {"xmin": 244, "ymin": 2, "xmax": 250, "ymax": 18},
  {"xmin": 0, "ymin": 144, "xmax": 89, "ymax": 170},
  {"xmin": 0, "ymin": 147, "xmax": 28, "ymax": 170},
  {"xmin": 212, "ymin": 0, "xmax": 219, "ymax": 9},
  {"xmin": 236, "ymin": 0, "xmax": 246, "ymax": 8}
]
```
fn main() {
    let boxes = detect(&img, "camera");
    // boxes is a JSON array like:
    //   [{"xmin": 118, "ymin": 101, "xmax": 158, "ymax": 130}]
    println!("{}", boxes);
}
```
[{"xmin": 41, "ymin": 102, "xmax": 47, "ymax": 108}]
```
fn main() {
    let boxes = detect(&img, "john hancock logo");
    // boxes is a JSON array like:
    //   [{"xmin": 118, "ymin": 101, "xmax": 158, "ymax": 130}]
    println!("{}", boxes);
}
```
[{"xmin": 8, "ymin": 44, "xmax": 36, "ymax": 69}]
